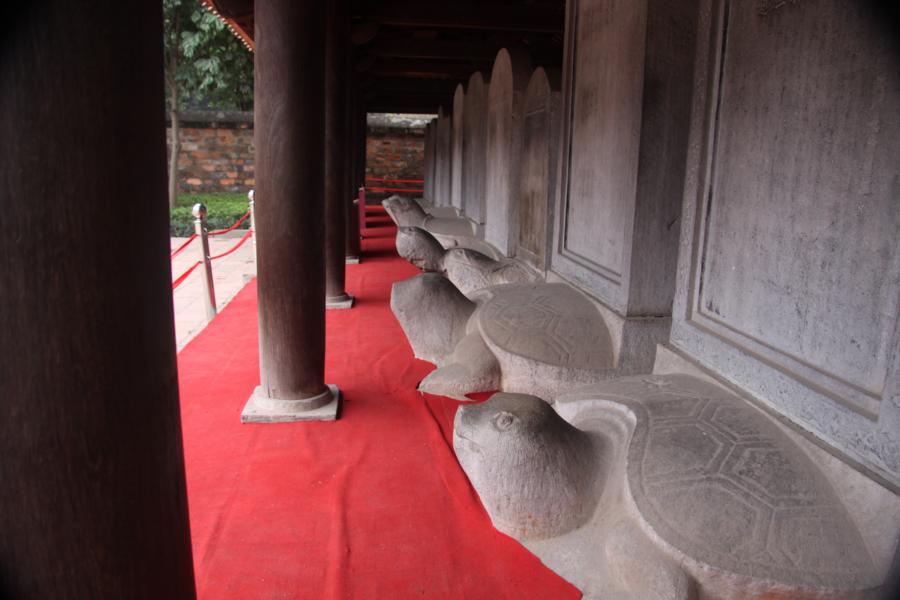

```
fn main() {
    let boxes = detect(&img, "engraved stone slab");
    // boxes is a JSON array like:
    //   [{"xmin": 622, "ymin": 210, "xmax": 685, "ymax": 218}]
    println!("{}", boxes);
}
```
[
  {"xmin": 484, "ymin": 48, "xmax": 531, "ymax": 257},
  {"xmin": 462, "ymin": 71, "xmax": 489, "ymax": 225},
  {"xmin": 517, "ymin": 67, "xmax": 561, "ymax": 273},
  {"xmin": 450, "ymin": 84, "xmax": 465, "ymax": 211},
  {"xmin": 453, "ymin": 375, "xmax": 884, "ymax": 599},
  {"xmin": 435, "ymin": 107, "xmax": 452, "ymax": 206}
]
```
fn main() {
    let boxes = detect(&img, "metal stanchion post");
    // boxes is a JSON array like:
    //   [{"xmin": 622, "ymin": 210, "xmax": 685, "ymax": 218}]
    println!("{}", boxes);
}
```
[{"xmin": 193, "ymin": 203, "xmax": 217, "ymax": 320}]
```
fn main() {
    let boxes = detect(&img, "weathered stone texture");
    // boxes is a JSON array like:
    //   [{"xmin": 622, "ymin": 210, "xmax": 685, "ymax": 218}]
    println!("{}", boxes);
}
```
[
  {"xmin": 517, "ymin": 67, "xmax": 561, "ymax": 273},
  {"xmin": 454, "ymin": 376, "xmax": 885, "ymax": 599},
  {"xmin": 434, "ymin": 108, "xmax": 452, "ymax": 207},
  {"xmin": 552, "ymin": 0, "xmax": 697, "ymax": 316},
  {"xmin": 669, "ymin": 0, "xmax": 900, "ymax": 489},
  {"xmin": 450, "ymin": 84, "xmax": 465, "ymax": 210},
  {"xmin": 462, "ymin": 72, "xmax": 489, "ymax": 227},
  {"xmin": 484, "ymin": 48, "xmax": 531, "ymax": 257}
]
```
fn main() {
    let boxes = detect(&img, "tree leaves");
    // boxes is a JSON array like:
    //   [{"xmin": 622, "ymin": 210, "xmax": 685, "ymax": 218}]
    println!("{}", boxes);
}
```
[{"xmin": 162, "ymin": 0, "xmax": 253, "ymax": 111}]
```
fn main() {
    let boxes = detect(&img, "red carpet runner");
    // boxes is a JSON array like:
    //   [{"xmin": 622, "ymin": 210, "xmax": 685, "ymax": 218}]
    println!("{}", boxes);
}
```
[{"xmin": 177, "ymin": 216, "xmax": 581, "ymax": 599}]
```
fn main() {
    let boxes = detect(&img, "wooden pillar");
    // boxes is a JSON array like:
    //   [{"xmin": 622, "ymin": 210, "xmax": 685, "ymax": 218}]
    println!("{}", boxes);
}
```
[
  {"xmin": 345, "ymin": 73, "xmax": 362, "ymax": 263},
  {"xmin": 242, "ymin": 0, "xmax": 340, "ymax": 421},
  {"xmin": 0, "ymin": 2, "xmax": 195, "ymax": 597},
  {"xmin": 324, "ymin": 0, "xmax": 353, "ymax": 308}
]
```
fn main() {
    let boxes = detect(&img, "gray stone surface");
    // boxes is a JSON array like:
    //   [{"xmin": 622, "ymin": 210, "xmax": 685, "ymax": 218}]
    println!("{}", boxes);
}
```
[
  {"xmin": 390, "ymin": 273, "xmax": 475, "ymax": 365},
  {"xmin": 517, "ymin": 67, "xmax": 561, "ymax": 273},
  {"xmin": 242, "ymin": 384, "xmax": 341, "ymax": 423},
  {"xmin": 423, "ymin": 120, "xmax": 435, "ymax": 202},
  {"xmin": 552, "ymin": 0, "xmax": 696, "ymax": 316},
  {"xmin": 668, "ymin": 0, "xmax": 900, "ymax": 489},
  {"xmin": 435, "ymin": 108, "xmax": 452, "ymax": 207},
  {"xmin": 419, "ymin": 282, "xmax": 616, "ymax": 400},
  {"xmin": 395, "ymin": 226, "xmax": 446, "ymax": 272},
  {"xmin": 382, "ymin": 196, "xmax": 476, "ymax": 243},
  {"xmin": 484, "ymin": 48, "xmax": 531, "ymax": 257},
  {"xmin": 395, "ymin": 227, "xmax": 536, "ymax": 296},
  {"xmin": 450, "ymin": 84, "xmax": 465, "ymax": 211},
  {"xmin": 454, "ymin": 376, "xmax": 885, "ymax": 598},
  {"xmin": 443, "ymin": 248, "xmax": 538, "ymax": 298},
  {"xmin": 462, "ymin": 71, "xmax": 489, "ymax": 226}
]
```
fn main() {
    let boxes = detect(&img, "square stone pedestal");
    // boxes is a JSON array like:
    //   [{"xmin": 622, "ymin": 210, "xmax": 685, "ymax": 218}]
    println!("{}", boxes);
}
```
[
  {"xmin": 241, "ymin": 384, "xmax": 341, "ymax": 423},
  {"xmin": 326, "ymin": 294, "xmax": 355, "ymax": 309}
]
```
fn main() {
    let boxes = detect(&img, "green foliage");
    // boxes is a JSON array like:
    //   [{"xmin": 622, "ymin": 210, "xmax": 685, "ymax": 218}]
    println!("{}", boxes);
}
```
[
  {"xmin": 163, "ymin": 0, "xmax": 253, "ymax": 112},
  {"xmin": 170, "ymin": 193, "xmax": 251, "ymax": 237}
]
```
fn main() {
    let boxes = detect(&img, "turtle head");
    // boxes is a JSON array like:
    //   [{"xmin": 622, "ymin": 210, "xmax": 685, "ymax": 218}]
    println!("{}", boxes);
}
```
[
  {"xmin": 454, "ymin": 393, "xmax": 555, "ymax": 452},
  {"xmin": 382, "ymin": 195, "xmax": 427, "ymax": 227},
  {"xmin": 396, "ymin": 226, "xmax": 445, "ymax": 272},
  {"xmin": 453, "ymin": 392, "xmax": 602, "ymax": 540}
]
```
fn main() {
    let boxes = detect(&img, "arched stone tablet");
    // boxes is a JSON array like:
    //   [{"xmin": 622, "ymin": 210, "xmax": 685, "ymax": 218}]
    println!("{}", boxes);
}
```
[
  {"xmin": 517, "ymin": 68, "xmax": 561, "ymax": 272},
  {"xmin": 435, "ymin": 108, "xmax": 452, "ymax": 207},
  {"xmin": 462, "ymin": 71, "xmax": 489, "ymax": 229},
  {"xmin": 423, "ymin": 119, "xmax": 436, "ymax": 202},
  {"xmin": 450, "ymin": 84, "xmax": 465, "ymax": 211},
  {"xmin": 485, "ymin": 48, "xmax": 532, "ymax": 257}
]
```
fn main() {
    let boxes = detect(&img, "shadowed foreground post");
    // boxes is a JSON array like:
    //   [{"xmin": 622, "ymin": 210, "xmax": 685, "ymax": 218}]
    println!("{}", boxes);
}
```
[{"xmin": 0, "ymin": 1, "xmax": 196, "ymax": 597}]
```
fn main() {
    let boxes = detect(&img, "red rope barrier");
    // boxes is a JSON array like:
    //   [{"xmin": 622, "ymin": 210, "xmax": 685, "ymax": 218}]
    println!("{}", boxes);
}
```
[
  {"xmin": 172, "ymin": 261, "xmax": 201, "ymax": 290},
  {"xmin": 365, "ymin": 177, "xmax": 424, "ymax": 184},
  {"xmin": 366, "ymin": 186, "xmax": 425, "ymax": 193},
  {"xmin": 208, "ymin": 210, "xmax": 252, "ymax": 236},
  {"xmin": 210, "ymin": 229, "xmax": 253, "ymax": 260},
  {"xmin": 170, "ymin": 233, "xmax": 198, "ymax": 258}
]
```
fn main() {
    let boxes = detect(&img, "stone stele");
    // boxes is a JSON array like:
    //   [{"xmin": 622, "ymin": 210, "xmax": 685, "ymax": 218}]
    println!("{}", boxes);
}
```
[
  {"xmin": 453, "ymin": 375, "xmax": 884, "ymax": 600},
  {"xmin": 417, "ymin": 282, "xmax": 616, "ymax": 400}
]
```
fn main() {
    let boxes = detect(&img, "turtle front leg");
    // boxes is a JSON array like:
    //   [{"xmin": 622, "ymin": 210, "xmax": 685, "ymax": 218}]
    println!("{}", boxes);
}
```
[
  {"xmin": 419, "ymin": 331, "xmax": 501, "ymax": 400},
  {"xmin": 604, "ymin": 518, "xmax": 696, "ymax": 600}
]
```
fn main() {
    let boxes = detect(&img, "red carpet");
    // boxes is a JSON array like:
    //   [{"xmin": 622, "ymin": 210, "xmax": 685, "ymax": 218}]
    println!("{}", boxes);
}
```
[{"xmin": 177, "ymin": 220, "xmax": 581, "ymax": 599}]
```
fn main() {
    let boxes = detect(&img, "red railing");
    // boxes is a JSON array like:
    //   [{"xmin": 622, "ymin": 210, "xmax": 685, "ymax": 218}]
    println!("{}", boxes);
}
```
[
  {"xmin": 171, "ymin": 208, "xmax": 254, "ymax": 291},
  {"xmin": 364, "ymin": 176, "xmax": 424, "ymax": 195}
]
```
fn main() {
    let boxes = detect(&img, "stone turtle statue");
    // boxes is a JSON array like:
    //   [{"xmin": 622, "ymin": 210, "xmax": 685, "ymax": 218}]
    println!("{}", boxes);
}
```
[
  {"xmin": 396, "ymin": 226, "xmax": 538, "ymax": 298},
  {"xmin": 391, "ymin": 275, "xmax": 616, "ymax": 401},
  {"xmin": 382, "ymin": 195, "xmax": 475, "ymax": 238},
  {"xmin": 453, "ymin": 375, "xmax": 883, "ymax": 600}
]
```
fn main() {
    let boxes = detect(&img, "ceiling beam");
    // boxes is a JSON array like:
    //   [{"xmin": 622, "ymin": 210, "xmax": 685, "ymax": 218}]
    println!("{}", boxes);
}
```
[
  {"xmin": 353, "ymin": 2, "xmax": 565, "ymax": 33},
  {"xmin": 369, "ymin": 38, "xmax": 503, "ymax": 62},
  {"xmin": 367, "ymin": 59, "xmax": 485, "ymax": 80}
]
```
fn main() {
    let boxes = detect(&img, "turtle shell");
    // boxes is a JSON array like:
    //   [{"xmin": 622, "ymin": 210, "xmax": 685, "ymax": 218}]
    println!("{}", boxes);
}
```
[
  {"xmin": 476, "ymin": 283, "xmax": 614, "ymax": 370},
  {"xmin": 568, "ymin": 375, "xmax": 880, "ymax": 591}
]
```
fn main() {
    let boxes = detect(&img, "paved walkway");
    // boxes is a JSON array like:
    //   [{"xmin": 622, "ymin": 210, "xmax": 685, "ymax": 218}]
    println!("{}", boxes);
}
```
[{"xmin": 170, "ymin": 230, "xmax": 256, "ymax": 350}]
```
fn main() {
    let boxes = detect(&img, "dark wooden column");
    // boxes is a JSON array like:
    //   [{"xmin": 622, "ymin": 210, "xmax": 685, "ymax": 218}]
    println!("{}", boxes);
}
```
[
  {"xmin": 242, "ymin": 0, "xmax": 340, "ymax": 421},
  {"xmin": 0, "ymin": 2, "xmax": 195, "ymax": 597},
  {"xmin": 324, "ymin": 0, "xmax": 353, "ymax": 308},
  {"xmin": 344, "ymin": 74, "xmax": 362, "ymax": 263}
]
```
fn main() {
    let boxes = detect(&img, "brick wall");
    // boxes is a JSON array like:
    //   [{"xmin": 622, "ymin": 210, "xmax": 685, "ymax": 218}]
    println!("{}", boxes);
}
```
[
  {"xmin": 167, "ymin": 111, "xmax": 255, "ymax": 194},
  {"xmin": 365, "ymin": 113, "xmax": 429, "ymax": 199},
  {"xmin": 166, "ymin": 111, "xmax": 429, "ymax": 197}
]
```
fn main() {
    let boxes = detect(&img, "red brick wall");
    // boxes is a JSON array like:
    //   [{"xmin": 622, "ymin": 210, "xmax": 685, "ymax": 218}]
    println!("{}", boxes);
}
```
[
  {"xmin": 365, "ymin": 130, "xmax": 425, "ymax": 183},
  {"xmin": 166, "ymin": 112, "xmax": 255, "ymax": 194},
  {"xmin": 166, "ymin": 112, "xmax": 426, "ymax": 197}
]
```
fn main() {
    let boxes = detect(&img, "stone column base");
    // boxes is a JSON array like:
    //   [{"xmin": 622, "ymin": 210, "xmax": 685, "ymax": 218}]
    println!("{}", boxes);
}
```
[
  {"xmin": 345, "ymin": 256, "xmax": 360, "ymax": 264},
  {"xmin": 326, "ymin": 294, "xmax": 355, "ymax": 309},
  {"xmin": 241, "ymin": 384, "xmax": 341, "ymax": 423}
]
